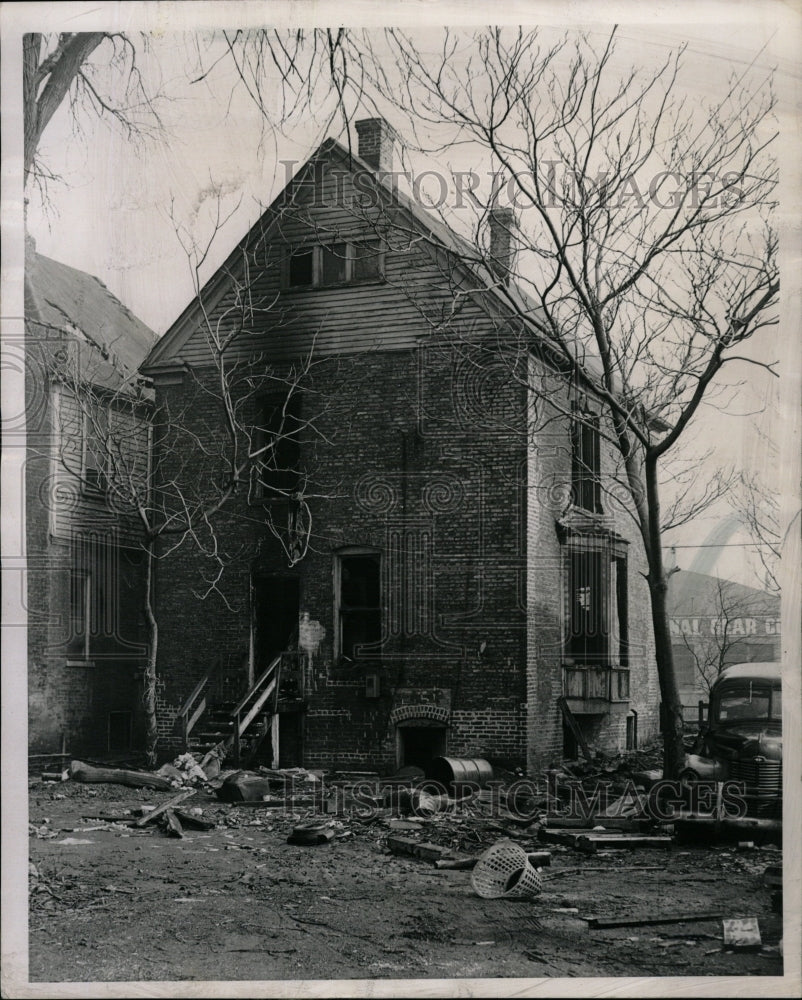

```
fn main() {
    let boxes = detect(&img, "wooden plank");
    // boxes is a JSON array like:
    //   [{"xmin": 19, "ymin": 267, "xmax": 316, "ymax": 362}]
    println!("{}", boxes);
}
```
[
  {"xmin": 539, "ymin": 829, "xmax": 583, "ymax": 847},
  {"xmin": 132, "ymin": 789, "xmax": 197, "ymax": 828},
  {"xmin": 173, "ymin": 809, "xmax": 216, "ymax": 831},
  {"xmin": 543, "ymin": 816, "xmax": 640, "ymax": 830},
  {"xmin": 585, "ymin": 910, "xmax": 725, "ymax": 929},
  {"xmin": 557, "ymin": 697, "xmax": 593, "ymax": 762},
  {"xmin": 163, "ymin": 809, "xmax": 184, "ymax": 838},
  {"xmin": 576, "ymin": 834, "xmax": 672, "ymax": 853}
]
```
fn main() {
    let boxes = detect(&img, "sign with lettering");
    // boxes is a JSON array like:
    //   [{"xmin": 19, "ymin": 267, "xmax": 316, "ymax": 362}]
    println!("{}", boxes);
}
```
[{"xmin": 669, "ymin": 617, "xmax": 781, "ymax": 637}]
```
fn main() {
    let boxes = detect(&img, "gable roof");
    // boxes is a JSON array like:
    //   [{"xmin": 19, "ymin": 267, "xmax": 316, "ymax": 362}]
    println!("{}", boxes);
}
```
[
  {"xmin": 142, "ymin": 136, "xmax": 553, "ymax": 374},
  {"xmin": 26, "ymin": 250, "xmax": 157, "ymax": 376}
]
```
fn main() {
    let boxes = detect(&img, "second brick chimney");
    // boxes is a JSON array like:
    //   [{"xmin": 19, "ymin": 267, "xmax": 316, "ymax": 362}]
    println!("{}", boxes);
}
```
[
  {"xmin": 488, "ymin": 207, "xmax": 519, "ymax": 286},
  {"xmin": 355, "ymin": 118, "xmax": 398, "ymax": 175}
]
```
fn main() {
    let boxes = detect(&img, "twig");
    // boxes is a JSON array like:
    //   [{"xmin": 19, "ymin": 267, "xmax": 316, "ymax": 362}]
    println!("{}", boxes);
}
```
[{"xmin": 547, "ymin": 865, "xmax": 665, "ymax": 878}]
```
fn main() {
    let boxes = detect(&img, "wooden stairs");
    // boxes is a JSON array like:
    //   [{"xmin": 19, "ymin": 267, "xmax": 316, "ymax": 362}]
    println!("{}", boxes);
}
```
[{"xmin": 174, "ymin": 651, "xmax": 303, "ymax": 767}]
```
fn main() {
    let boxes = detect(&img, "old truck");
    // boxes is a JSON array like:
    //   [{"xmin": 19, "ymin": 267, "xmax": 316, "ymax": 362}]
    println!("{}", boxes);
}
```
[{"xmin": 680, "ymin": 662, "xmax": 783, "ymax": 817}]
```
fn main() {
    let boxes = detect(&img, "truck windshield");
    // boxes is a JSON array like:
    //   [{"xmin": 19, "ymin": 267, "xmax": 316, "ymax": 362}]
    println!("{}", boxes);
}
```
[{"xmin": 714, "ymin": 684, "xmax": 780, "ymax": 723}]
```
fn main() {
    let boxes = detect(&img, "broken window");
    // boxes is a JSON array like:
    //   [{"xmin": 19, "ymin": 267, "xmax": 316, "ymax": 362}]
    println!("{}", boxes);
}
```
[
  {"xmin": 351, "ymin": 240, "xmax": 383, "ymax": 282},
  {"xmin": 336, "ymin": 551, "xmax": 381, "ymax": 662},
  {"xmin": 565, "ymin": 541, "xmax": 628, "ymax": 666},
  {"xmin": 284, "ymin": 240, "xmax": 384, "ymax": 289},
  {"xmin": 288, "ymin": 247, "xmax": 314, "ymax": 287},
  {"xmin": 254, "ymin": 392, "xmax": 302, "ymax": 498},
  {"xmin": 571, "ymin": 405, "xmax": 602, "ymax": 513},
  {"xmin": 320, "ymin": 242, "xmax": 348, "ymax": 285}
]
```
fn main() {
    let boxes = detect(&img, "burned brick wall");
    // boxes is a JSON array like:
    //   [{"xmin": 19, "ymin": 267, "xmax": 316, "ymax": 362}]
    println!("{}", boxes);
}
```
[{"xmin": 151, "ymin": 342, "xmax": 533, "ymax": 771}]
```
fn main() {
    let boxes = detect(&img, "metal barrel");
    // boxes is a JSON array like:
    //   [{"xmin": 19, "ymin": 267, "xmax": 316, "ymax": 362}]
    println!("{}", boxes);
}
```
[{"xmin": 426, "ymin": 756, "xmax": 493, "ymax": 794}]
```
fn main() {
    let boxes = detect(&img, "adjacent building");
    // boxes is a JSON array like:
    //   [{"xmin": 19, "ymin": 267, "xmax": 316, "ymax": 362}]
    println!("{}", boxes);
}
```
[
  {"xmin": 668, "ymin": 569, "xmax": 781, "ymax": 717},
  {"xmin": 25, "ymin": 244, "xmax": 156, "ymax": 756}
]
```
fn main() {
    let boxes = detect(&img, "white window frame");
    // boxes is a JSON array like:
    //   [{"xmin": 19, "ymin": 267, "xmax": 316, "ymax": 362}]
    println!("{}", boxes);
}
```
[
  {"xmin": 285, "ymin": 240, "xmax": 385, "ymax": 290},
  {"xmin": 333, "ymin": 546, "xmax": 382, "ymax": 662}
]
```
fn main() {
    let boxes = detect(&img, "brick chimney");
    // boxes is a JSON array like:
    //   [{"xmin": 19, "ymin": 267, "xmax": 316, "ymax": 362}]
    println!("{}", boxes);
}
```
[
  {"xmin": 355, "ymin": 118, "xmax": 398, "ymax": 175},
  {"xmin": 488, "ymin": 207, "xmax": 518, "ymax": 285}
]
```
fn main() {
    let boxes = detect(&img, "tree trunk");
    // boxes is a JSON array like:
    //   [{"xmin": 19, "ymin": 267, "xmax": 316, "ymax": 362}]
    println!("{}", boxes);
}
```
[
  {"xmin": 647, "ymin": 571, "xmax": 685, "ymax": 779},
  {"xmin": 644, "ymin": 456, "xmax": 685, "ymax": 779},
  {"xmin": 143, "ymin": 541, "xmax": 159, "ymax": 767},
  {"xmin": 23, "ymin": 32, "xmax": 105, "ymax": 185}
]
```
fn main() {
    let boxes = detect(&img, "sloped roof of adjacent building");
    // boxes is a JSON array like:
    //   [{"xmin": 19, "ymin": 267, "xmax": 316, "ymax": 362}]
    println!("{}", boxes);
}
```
[{"xmin": 26, "ymin": 249, "xmax": 157, "ymax": 376}]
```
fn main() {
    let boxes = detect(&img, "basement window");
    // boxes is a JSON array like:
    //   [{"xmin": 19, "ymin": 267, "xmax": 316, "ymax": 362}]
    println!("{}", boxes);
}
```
[{"xmin": 336, "ymin": 550, "xmax": 382, "ymax": 662}]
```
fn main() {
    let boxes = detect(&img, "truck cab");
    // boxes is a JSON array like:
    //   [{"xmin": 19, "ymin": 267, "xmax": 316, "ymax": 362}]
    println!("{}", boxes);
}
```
[{"xmin": 681, "ymin": 662, "xmax": 783, "ymax": 817}]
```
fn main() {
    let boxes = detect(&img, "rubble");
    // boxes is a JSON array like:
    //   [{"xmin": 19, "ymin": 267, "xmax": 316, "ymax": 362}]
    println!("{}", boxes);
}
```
[{"xmin": 133, "ymin": 789, "xmax": 197, "ymax": 828}]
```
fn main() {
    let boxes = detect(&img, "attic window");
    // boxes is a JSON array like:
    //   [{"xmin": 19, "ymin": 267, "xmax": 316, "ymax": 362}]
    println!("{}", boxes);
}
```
[
  {"xmin": 284, "ymin": 241, "xmax": 384, "ymax": 290},
  {"xmin": 321, "ymin": 242, "xmax": 348, "ymax": 285},
  {"xmin": 352, "ymin": 240, "xmax": 382, "ymax": 281},
  {"xmin": 288, "ymin": 248, "xmax": 314, "ymax": 287}
]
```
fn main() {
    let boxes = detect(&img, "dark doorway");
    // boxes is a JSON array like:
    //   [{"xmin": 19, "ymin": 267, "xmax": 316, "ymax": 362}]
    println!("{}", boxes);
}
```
[
  {"xmin": 278, "ymin": 713, "xmax": 304, "ymax": 768},
  {"xmin": 108, "ymin": 711, "xmax": 132, "ymax": 752},
  {"xmin": 253, "ymin": 576, "xmax": 299, "ymax": 675},
  {"xmin": 398, "ymin": 723, "xmax": 447, "ymax": 770}
]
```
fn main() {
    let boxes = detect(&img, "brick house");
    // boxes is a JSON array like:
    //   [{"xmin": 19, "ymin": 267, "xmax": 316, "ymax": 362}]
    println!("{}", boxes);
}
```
[
  {"xmin": 141, "ymin": 119, "xmax": 660, "ymax": 774},
  {"xmin": 25, "ymin": 244, "xmax": 156, "ymax": 757}
]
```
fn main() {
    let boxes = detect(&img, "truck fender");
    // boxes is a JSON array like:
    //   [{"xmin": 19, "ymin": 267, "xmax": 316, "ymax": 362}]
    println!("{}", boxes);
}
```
[{"xmin": 681, "ymin": 754, "xmax": 728, "ymax": 782}]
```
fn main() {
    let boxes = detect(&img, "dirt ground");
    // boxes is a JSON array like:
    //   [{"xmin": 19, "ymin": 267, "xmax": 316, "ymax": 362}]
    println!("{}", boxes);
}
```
[{"xmin": 27, "ymin": 779, "xmax": 784, "ymax": 986}]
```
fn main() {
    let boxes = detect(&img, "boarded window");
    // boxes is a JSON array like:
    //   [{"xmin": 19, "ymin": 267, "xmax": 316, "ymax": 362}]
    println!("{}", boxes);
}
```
[
  {"xmin": 320, "ymin": 242, "xmax": 348, "ymax": 285},
  {"xmin": 288, "ymin": 248, "xmax": 314, "ymax": 286},
  {"xmin": 255, "ymin": 392, "xmax": 302, "ymax": 497},
  {"xmin": 337, "ymin": 552, "xmax": 381, "ymax": 661},
  {"xmin": 571, "ymin": 407, "xmax": 602, "ymax": 513}
]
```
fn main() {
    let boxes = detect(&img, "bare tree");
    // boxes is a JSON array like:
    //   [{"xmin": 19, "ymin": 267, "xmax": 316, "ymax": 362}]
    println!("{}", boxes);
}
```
[
  {"xmin": 730, "ymin": 470, "xmax": 782, "ymax": 596},
  {"xmin": 364, "ymin": 27, "xmax": 779, "ymax": 777},
  {"xmin": 48, "ymin": 202, "xmax": 333, "ymax": 763},
  {"xmin": 677, "ymin": 576, "xmax": 778, "ymax": 693},
  {"xmin": 23, "ymin": 32, "xmax": 163, "ymax": 191}
]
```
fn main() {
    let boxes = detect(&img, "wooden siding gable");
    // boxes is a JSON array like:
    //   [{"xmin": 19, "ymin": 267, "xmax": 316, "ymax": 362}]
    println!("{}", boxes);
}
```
[{"xmin": 143, "ymin": 140, "xmax": 543, "ymax": 372}]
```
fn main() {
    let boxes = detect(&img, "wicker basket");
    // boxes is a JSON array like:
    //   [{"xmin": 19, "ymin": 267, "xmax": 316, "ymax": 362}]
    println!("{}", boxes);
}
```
[{"xmin": 471, "ymin": 840, "xmax": 544, "ymax": 899}]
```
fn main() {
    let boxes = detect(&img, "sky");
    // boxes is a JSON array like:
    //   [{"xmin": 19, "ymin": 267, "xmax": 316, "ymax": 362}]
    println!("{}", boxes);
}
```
[{"xmin": 7, "ymin": 0, "xmax": 801, "ymax": 591}]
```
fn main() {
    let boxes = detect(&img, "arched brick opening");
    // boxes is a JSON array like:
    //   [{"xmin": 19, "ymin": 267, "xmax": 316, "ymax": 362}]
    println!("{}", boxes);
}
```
[
  {"xmin": 391, "ymin": 705, "xmax": 451, "ymax": 768},
  {"xmin": 390, "ymin": 704, "xmax": 450, "ymax": 727}
]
